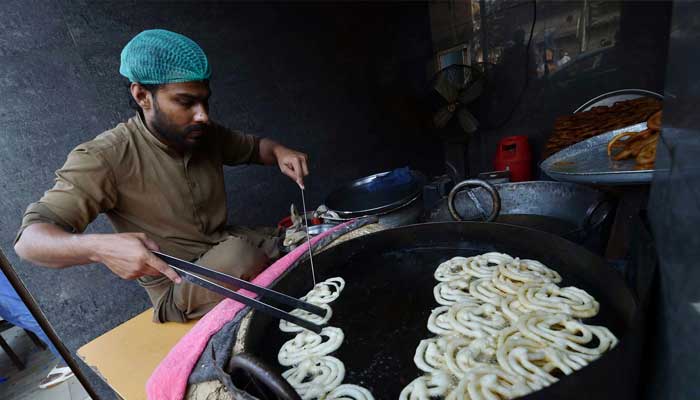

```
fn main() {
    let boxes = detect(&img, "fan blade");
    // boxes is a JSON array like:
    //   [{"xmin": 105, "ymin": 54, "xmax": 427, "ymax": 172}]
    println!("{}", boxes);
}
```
[
  {"xmin": 457, "ymin": 108, "xmax": 479, "ymax": 133},
  {"xmin": 433, "ymin": 72, "xmax": 459, "ymax": 102},
  {"xmin": 433, "ymin": 105, "xmax": 454, "ymax": 128},
  {"xmin": 458, "ymin": 78, "xmax": 485, "ymax": 104}
]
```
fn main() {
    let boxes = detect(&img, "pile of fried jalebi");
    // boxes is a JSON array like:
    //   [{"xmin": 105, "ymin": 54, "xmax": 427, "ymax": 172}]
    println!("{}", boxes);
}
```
[
  {"xmin": 400, "ymin": 253, "xmax": 618, "ymax": 400},
  {"xmin": 607, "ymin": 110, "xmax": 662, "ymax": 170},
  {"xmin": 545, "ymin": 97, "xmax": 661, "ymax": 158}
]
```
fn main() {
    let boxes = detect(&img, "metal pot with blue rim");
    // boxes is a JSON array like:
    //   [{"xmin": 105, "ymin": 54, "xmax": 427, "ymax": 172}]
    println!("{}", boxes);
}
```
[
  {"xmin": 322, "ymin": 168, "xmax": 426, "ymax": 228},
  {"xmin": 427, "ymin": 179, "xmax": 615, "ymax": 254}
]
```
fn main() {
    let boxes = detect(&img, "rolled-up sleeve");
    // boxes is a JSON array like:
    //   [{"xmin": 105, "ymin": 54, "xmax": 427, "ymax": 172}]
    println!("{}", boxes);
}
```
[
  {"xmin": 215, "ymin": 123, "xmax": 261, "ymax": 166},
  {"xmin": 16, "ymin": 146, "xmax": 117, "ymax": 242}
]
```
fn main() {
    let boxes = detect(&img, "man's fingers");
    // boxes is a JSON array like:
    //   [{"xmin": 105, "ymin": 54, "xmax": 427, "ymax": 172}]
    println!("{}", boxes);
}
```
[
  {"xmin": 300, "ymin": 155, "xmax": 309, "ymax": 176},
  {"xmin": 140, "ymin": 237, "xmax": 160, "ymax": 251},
  {"xmin": 132, "ymin": 232, "xmax": 159, "ymax": 251},
  {"xmin": 290, "ymin": 158, "xmax": 305, "ymax": 188},
  {"xmin": 142, "ymin": 268, "xmax": 163, "ymax": 277},
  {"xmin": 146, "ymin": 253, "xmax": 182, "ymax": 284},
  {"xmin": 280, "ymin": 161, "xmax": 303, "ymax": 189},
  {"xmin": 280, "ymin": 163, "xmax": 295, "ymax": 180}
]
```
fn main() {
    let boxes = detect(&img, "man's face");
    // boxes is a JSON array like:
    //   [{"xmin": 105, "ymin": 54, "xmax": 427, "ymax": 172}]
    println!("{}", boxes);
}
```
[{"xmin": 143, "ymin": 81, "xmax": 211, "ymax": 150}]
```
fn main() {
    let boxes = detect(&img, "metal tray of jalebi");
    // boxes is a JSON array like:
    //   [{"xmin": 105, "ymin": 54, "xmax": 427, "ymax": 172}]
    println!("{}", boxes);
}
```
[{"xmin": 540, "ymin": 122, "xmax": 658, "ymax": 185}]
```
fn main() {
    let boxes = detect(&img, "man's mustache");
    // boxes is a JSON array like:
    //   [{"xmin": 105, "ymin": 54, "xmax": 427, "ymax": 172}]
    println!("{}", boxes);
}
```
[{"xmin": 185, "ymin": 124, "xmax": 209, "ymax": 134}]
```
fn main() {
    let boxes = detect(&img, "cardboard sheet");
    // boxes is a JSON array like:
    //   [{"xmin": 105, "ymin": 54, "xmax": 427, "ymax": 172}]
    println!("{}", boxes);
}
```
[{"xmin": 77, "ymin": 309, "xmax": 196, "ymax": 399}]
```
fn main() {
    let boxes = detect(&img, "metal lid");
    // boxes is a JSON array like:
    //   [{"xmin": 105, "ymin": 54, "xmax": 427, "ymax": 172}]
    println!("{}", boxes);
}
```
[{"xmin": 325, "ymin": 169, "xmax": 426, "ymax": 218}]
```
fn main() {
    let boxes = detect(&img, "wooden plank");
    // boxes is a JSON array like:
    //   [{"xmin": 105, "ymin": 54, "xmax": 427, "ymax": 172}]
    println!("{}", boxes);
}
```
[{"xmin": 77, "ymin": 309, "xmax": 196, "ymax": 400}]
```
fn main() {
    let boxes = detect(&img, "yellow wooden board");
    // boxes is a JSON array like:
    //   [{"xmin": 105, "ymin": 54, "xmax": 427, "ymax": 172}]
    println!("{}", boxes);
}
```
[{"xmin": 77, "ymin": 309, "xmax": 197, "ymax": 400}]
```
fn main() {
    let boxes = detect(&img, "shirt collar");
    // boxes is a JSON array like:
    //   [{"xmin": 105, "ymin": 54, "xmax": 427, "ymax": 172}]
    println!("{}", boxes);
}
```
[{"xmin": 132, "ymin": 113, "xmax": 182, "ymax": 157}]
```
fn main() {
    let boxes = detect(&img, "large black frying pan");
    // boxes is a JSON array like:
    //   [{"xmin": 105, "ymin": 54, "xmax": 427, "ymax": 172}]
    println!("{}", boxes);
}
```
[{"xmin": 241, "ymin": 222, "xmax": 641, "ymax": 400}]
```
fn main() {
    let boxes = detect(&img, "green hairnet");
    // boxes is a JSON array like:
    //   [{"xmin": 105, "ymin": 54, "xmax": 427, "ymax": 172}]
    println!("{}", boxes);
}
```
[{"xmin": 119, "ymin": 29, "xmax": 211, "ymax": 84}]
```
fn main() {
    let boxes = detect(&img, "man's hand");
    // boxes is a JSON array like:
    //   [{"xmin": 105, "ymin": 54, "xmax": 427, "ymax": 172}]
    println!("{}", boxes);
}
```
[
  {"xmin": 257, "ymin": 138, "xmax": 310, "ymax": 188},
  {"xmin": 14, "ymin": 224, "xmax": 181, "ymax": 284},
  {"xmin": 274, "ymin": 146, "xmax": 309, "ymax": 189},
  {"xmin": 90, "ymin": 232, "xmax": 182, "ymax": 283}
]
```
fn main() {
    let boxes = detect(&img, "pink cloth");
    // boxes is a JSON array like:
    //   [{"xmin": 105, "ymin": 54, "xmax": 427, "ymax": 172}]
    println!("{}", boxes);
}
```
[{"xmin": 146, "ymin": 221, "xmax": 353, "ymax": 400}]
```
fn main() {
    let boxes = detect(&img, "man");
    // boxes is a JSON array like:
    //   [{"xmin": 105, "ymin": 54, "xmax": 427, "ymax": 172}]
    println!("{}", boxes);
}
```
[{"xmin": 14, "ymin": 29, "xmax": 309, "ymax": 323}]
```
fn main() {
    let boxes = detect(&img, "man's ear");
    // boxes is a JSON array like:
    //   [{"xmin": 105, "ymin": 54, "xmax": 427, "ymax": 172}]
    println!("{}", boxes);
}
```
[{"xmin": 130, "ymin": 83, "xmax": 152, "ymax": 110}]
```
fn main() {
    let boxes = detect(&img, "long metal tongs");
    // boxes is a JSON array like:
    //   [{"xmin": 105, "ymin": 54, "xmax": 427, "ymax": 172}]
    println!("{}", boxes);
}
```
[{"xmin": 152, "ymin": 251, "xmax": 326, "ymax": 333}]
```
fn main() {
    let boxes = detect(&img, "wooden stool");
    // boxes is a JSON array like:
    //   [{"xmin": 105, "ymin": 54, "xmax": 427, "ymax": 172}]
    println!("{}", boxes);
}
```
[{"xmin": 78, "ymin": 309, "xmax": 197, "ymax": 400}]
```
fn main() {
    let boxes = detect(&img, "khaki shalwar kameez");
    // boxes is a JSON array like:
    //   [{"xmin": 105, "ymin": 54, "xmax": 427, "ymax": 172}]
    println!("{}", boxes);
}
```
[{"xmin": 17, "ymin": 114, "xmax": 280, "ymax": 322}]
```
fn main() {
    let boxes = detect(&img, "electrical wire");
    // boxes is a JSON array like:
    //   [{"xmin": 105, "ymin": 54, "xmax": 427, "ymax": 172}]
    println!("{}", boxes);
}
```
[
  {"xmin": 483, "ymin": 1, "xmax": 533, "ymax": 19},
  {"xmin": 486, "ymin": 0, "xmax": 537, "ymax": 130}
]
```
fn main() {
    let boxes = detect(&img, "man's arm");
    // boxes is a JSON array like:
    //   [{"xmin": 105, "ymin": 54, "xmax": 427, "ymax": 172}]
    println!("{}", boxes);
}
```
[
  {"xmin": 216, "ymin": 125, "xmax": 309, "ymax": 188},
  {"xmin": 15, "ymin": 223, "xmax": 181, "ymax": 283},
  {"xmin": 14, "ymin": 144, "xmax": 180, "ymax": 283},
  {"xmin": 258, "ymin": 138, "xmax": 309, "ymax": 189}
]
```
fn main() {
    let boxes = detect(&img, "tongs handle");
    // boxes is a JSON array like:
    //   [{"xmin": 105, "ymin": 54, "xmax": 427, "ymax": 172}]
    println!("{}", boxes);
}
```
[{"xmin": 152, "ymin": 251, "xmax": 325, "ymax": 317}]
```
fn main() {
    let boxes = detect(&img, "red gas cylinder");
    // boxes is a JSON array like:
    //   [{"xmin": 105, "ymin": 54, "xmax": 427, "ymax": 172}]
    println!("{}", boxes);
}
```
[{"xmin": 494, "ymin": 135, "xmax": 532, "ymax": 182}]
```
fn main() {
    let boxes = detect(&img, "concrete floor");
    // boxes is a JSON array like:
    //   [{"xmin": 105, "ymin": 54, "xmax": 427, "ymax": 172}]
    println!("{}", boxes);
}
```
[{"xmin": 0, "ymin": 326, "xmax": 90, "ymax": 400}]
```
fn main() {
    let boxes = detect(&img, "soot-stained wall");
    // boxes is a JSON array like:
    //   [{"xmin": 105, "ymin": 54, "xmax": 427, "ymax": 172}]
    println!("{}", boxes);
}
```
[
  {"xmin": 0, "ymin": 1, "xmax": 438, "ymax": 396},
  {"xmin": 443, "ymin": 1, "xmax": 673, "ymax": 175}
]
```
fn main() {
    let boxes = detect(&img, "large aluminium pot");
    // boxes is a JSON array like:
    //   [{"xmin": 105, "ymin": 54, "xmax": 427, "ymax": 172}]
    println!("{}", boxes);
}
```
[
  {"xmin": 427, "ymin": 180, "xmax": 615, "ymax": 253},
  {"xmin": 240, "ymin": 222, "xmax": 641, "ymax": 400}
]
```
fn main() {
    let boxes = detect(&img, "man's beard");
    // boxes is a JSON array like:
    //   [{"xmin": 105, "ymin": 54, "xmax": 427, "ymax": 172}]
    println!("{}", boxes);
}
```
[{"xmin": 151, "ymin": 101, "xmax": 208, "ymax": 150}]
